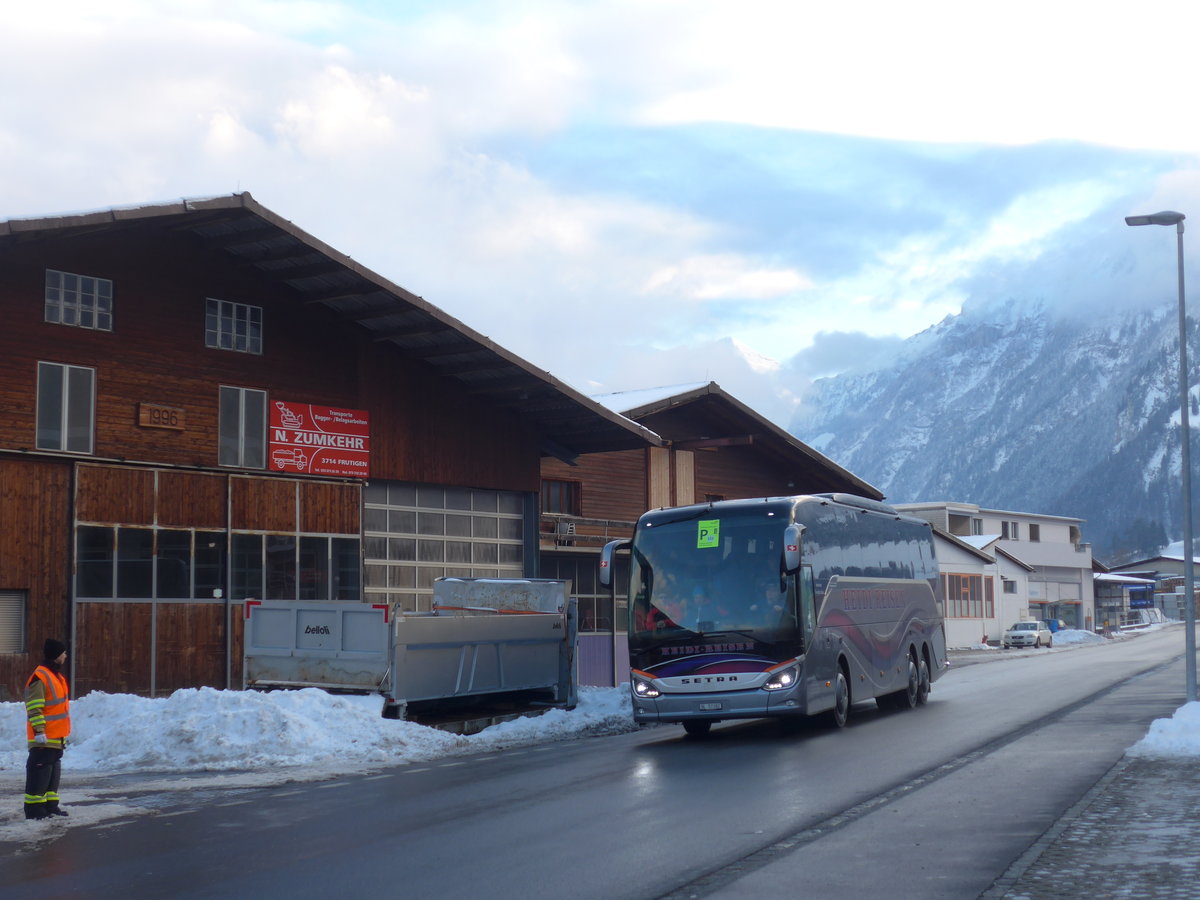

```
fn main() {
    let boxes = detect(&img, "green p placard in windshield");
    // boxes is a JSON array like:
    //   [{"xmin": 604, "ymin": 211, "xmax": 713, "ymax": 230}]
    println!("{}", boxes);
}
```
[{"xmin": 697, "ymin": 519, "xmax": 720, "ymax": 548}]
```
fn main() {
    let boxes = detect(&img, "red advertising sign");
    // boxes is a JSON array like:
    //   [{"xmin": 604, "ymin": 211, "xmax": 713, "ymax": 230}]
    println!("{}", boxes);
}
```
[{"xmin": 269, "ymin": 401, "xmax": 370, "ymax": 478}]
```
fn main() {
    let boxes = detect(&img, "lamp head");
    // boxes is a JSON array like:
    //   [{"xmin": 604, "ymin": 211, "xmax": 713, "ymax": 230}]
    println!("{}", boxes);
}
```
[{"xmin": 1125, "ymin": 211, "xmax": 1186, "ymax": 227}]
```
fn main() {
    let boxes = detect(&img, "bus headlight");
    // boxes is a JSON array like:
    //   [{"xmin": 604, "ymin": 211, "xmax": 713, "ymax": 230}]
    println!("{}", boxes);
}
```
[
  {"xmin": 632, "ymin": 678, "xmax": 661, "ymax": 699},
  {"xmin": 763, "ymin": 663, "xmax": 799, "ymax": 692}
]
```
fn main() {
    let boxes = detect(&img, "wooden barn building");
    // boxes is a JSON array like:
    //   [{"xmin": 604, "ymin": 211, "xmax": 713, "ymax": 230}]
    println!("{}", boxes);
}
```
[
  {"xmin": 536, "ymin": 381, "xmax": 882, "ymax": 684},
  {"xmin": 0, "ymin": 193, "xmax": 658, "ymax": 699}
]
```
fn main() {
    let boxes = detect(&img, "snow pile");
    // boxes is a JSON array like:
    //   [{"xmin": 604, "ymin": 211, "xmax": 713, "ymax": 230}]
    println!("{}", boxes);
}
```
[
  {"xmin": 1048, "ymin": 628, "xmax": 1107, "ymax": 646},
  {"xmin": 1127, "ymin": 702, "xmax": 1200, "ymax": 759},
  {"xmin": 0, "ymin": 686, "xmax": 636, "ymax": 777},
  {"xmin": 953, "ymin": 628, "xmax": 1108, "ymax": 651}
]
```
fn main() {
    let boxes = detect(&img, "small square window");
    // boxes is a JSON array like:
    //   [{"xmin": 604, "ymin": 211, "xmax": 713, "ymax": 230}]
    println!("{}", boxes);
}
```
[
  {"xmin": 541, "ymin": 480, "xmax": 581, "ymax": 515},
  {"xmin": 45, "ymin": 269, "xmax": 113, "ymax": 331},
  {"xmin": 206, "ymin": 299, "xmax": 262, "ymax": 354}
]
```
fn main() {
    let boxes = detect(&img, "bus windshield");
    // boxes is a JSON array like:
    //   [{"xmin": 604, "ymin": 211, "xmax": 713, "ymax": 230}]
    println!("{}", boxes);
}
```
[{"xmin": 629, "ymin": 512, "xmax": 798, "ymax": 644}]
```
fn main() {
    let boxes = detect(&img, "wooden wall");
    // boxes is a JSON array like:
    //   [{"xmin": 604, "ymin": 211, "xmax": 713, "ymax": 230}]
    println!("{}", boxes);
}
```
[
  {"xmin": 694, "ymin": 444, "xmax": 795, "ymax": 500},
  {"xmin": 0, "ymin": 215, "xmax": 596, "ymax": 696},
  {"xmin": 0, "ymin": 457, "xmax": 71, "ymax": 701},
  {"xmin": 73, "ymin": 603, "xmax": 153, "ymax": 696},
  {"xmin": 69, "ymin": 463, "xmax": 361, "ymax": 696},
  {"xmin": 0, "ymin": 223, "xmax": 539, "ymax": 493},
  {"xmin": 541, "ymin": 449, "xmax": 648, "ymax": 524},
  {"xmin": 158, "ymin": 471, "xmax": 226, "ymax": 529},
  {"xmin": 0, "ymin": 229, "xmax": 354, "ymax": 467},
  {"xmin": 360, "ymin": 344, "xmax": 540, "ymax": 492},
  {"xmin": 73, "ymin": 602, "xmax": 232, "ymax": 697}
]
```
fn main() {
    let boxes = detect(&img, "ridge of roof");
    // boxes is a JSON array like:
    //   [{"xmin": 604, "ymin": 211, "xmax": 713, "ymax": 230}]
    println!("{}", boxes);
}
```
[{"xmin": 595, "ymin": 380, "xmax": 881, "ymax": 500}]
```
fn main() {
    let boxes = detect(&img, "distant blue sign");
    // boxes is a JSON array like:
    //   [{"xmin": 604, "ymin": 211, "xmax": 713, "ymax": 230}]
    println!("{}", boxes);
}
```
[{"xmin": 1129, "ymin": 585, "xmax": 1154, "ymax": 610}]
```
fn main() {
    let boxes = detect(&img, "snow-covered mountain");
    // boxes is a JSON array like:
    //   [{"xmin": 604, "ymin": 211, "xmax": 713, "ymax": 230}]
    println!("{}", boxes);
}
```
[{"xmin": 790, "ymin": 297, "xmax": 1200, "ymax": 563}]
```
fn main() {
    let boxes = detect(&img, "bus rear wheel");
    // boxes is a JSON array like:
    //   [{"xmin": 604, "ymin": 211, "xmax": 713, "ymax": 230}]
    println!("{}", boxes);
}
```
[
  {"xmin": 883, "ymin": 655, "xmax": 920, "ymax": 710},
  {"xmin": 683, "ymin": 720, "xmax": 713, "ymax": 738},
  {"xmin": 826, "ymin": 668, "xmax": 850, "ymax": 728},
  {"xmin": 916, "ymin": 656, "xmax": 931, "ymax": 705}
]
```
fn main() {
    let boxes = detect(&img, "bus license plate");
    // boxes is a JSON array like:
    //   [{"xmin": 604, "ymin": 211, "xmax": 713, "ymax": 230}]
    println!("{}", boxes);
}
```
[{"xmin": 699, "ymin": 702, "xmax": 722, "ymax": 711}]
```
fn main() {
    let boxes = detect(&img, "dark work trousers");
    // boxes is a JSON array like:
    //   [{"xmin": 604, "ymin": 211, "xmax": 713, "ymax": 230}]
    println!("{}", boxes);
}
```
[{"xmin": 24, "ymin": 746, "xmax": 64, "ymax": 817}]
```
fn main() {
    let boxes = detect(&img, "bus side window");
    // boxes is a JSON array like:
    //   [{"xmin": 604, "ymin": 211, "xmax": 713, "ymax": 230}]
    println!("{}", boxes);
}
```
[{"xmin": 800, "ymin": 566, "xmax": 816, "ymax": 637}]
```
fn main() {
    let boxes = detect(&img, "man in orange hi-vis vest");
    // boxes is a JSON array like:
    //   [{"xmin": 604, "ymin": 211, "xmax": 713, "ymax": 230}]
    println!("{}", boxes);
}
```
[{"xmin": 24, "ymin": 638, "xmax": 71, "ymax": 820}]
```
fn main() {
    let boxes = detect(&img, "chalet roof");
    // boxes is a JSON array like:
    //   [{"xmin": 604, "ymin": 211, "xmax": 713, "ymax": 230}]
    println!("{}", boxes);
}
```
[
  {"xmin": 896, "ymin": 500, "xmax": 1085, "ymax": 525},
  {"xmin": 932, "ymin": 528, "xmax": 996, "ymax": 564},
  {"xmin": 934, "ymin": 531, "xmax": 1035, "ymax": 570},
  {"xmin": 0, "ymin": 193, "xmax": 659, "ymax": 461},
  {"xmin": 1094, "ymin": 573, "xmax": 1156, "ymax": 585},
  {"xmin": 959, "ymin": 534, "xmax": 1002, "ymax": 551},
  {"xmin": 1108, "ymin": 554, "xmax": 1200, "ymax": 572},
  {"xmin": 594, "ymin": 381, "xmax": 882, "ymax": 500}
]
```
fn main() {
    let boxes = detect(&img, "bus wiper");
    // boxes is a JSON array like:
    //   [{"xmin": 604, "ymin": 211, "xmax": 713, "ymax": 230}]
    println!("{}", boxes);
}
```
[
  {"xmin": 647, "ymin": 508, "xmax": 711, "ymax": 528},
  {"xmin": 697, "ymin": 629, "xmax": 760, "ymax": 643}
]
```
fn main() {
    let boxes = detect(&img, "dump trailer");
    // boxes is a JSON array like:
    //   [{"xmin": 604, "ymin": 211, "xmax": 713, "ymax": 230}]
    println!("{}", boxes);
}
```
[{"xmin": 243, "ymin": 578, "xmax": 578, "ymax": 718}]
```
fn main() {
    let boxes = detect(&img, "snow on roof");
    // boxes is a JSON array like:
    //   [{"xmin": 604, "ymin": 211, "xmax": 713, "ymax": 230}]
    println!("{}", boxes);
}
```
[
  {"xmin": 1095, "ymin": 573, "xmax": 1156, "ymax": 584},
  {"xmin": 960, "ymin": 534, "xmax": 1002, "ymax": 550},
  {"xmin": 591, "ymin": 382, "xmax": 711, "ymax": 414}
]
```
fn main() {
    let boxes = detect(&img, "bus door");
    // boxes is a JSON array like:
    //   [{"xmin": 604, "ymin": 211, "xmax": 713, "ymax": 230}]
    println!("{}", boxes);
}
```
[
  {"xmin": 800, "ymin": 564, "xmax": 830, "ymax": 708},
  {"xmin": 799, "ymin": 565, "xmax": 816, "ymax": 642}
]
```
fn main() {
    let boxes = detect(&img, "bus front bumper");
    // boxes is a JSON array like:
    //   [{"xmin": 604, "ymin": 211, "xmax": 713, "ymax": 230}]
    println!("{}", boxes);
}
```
[{"xmin": 632, "ymin": 685, "xmax": 808, "ymax": 724}]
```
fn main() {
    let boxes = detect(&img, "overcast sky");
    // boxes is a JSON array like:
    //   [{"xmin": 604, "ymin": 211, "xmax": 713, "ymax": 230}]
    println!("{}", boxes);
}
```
[{"xmin": 5, "ymin": 1, "xmax": 1200, "ymax": 424}]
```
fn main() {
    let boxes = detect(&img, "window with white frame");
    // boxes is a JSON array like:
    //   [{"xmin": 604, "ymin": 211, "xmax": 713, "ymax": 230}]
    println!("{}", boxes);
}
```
[
  {"xmin": 206, "ymin": 299, "xmax": 262, "ymax": 354},
  {"xmin": 45, "ymin": 269, "xmax": 113, "ymax": 331},
  {"xmin": 218, "ymin": 386, "xmax": 266, "ymax": 468},
  {"xmin": 0, "ymin": 591, "xmax": 26, "ymax": 653},
  {"xmin": 36, "ymin": 362, "xmax": 95, "ymax": 453},
  {"xmin": 1002, "ymin": 579, "xmax": 1017, "ymax": 594},
  {"xmin": 1029, "ymin": 523, "xmax": 1041, "ymax": 542},
  {"xmin": 1001, "ymin": 520, "xmax": 1020, "ymax": 540}
]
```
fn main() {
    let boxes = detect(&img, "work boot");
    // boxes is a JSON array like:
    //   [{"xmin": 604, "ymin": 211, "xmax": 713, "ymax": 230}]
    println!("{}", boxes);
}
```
[
  {"xmin": 46, "ymin": 806, "xmax": 68, "ymax": 817},
  {"xmin": 24, "ymin": 806, "xmax": 48, "ymax": 820}
]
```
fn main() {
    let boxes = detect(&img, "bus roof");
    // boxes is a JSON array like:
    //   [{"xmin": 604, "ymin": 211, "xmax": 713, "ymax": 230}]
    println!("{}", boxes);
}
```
[{"xmin": 639, "ymin": 494, "xmax": 932, "ymax": 529}]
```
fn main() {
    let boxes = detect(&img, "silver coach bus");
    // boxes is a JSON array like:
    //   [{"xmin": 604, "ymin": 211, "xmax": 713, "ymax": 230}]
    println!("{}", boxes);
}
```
[{"xmin": 600, "ymin": 493, "xmax": 949, "ymax": 736}]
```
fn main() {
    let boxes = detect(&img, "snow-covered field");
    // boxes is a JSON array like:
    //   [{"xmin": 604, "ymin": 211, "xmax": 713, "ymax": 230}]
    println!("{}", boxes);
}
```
[{"xmin": 2, "ymin": 626, "xmax": 1196, "ymax": 843}]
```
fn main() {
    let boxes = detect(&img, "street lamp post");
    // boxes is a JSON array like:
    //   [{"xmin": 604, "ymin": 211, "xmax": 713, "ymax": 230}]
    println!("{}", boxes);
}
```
[{"xmin": 1126, "ymin": 210, "xmax": 1197, "ymax": 703}]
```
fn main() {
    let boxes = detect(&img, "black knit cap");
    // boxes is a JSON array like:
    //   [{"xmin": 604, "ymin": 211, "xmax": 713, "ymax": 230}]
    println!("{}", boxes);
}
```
[{"xmin": 43, "ymin": 639, "xmax": 67, "ymax": 661}]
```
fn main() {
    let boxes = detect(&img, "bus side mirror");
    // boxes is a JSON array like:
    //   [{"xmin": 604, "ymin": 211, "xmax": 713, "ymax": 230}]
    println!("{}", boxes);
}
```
[
  {"xmin": 783, "ymin": 524, "xmax": 803, "ymax": 573},
  {"xmin": 600, "ymin": 539, "xmax": 630, "ymax": 587}
]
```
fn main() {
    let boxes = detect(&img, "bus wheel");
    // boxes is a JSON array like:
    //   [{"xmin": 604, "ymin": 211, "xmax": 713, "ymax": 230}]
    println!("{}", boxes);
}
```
[
  {"xmin": 887, "ymin": 655, "xmax": 919, "ymax": 710},
  {"xmin": 683, "ymin": 720, "xmax": 713, "ymax": 738},
  {"xmin": 827, "ymin": 668, "xmax": 850, "ymax": 728},
  {"xmin": 916, "ymin": 656, "xmax": 930, "ymax": 705}
]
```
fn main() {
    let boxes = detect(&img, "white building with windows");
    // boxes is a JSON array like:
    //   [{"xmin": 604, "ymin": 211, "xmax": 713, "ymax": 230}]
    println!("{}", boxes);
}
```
[
  {"xmin": 898, "ymin": 501, "xmax": 1096, "ymax": 636},
  {"xmin": 930, "ymin": 529, "xmax": 1001, "ymax": 648}
]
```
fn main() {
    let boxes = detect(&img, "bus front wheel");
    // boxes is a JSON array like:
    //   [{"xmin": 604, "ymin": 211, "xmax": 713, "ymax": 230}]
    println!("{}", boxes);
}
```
[{"xmin": 683, "ymin": 720, "xmax": 713, "ymax": 738}]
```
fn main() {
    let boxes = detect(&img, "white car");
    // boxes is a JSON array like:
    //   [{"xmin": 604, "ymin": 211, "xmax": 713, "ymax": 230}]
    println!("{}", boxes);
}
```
[{"xmin": 1002, "ymin": 620, "xmax": 1053, "ymax": 649}]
